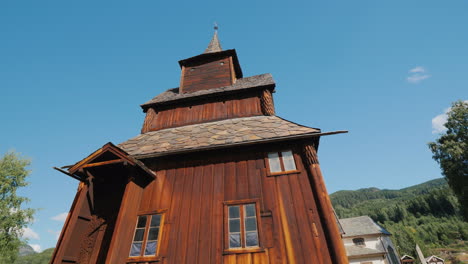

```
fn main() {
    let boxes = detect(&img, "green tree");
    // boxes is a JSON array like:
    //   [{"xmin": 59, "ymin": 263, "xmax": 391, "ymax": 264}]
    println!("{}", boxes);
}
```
[
  {"xmin": 428, "ymin": 100, "xmax": 468, "ymax": 219},
  {"xmin": 0, "ymin": 152, "xmax": 35, "ymax": 264}
]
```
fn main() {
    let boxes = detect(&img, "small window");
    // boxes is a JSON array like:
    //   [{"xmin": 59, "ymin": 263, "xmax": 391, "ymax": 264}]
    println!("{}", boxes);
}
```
[
  {"xmin": 352, "ymin": 237, "xmax": 365, "ymax": 246},
  {"xmin": 226, "ymin": 203, "xmax": 260, "ymax": 249},
  {"xmin": 267, "ymin": 150, "xmax": 297, "ymax": 173},
  {"xmin": 129, "ymin": 214, "xmax": 163, "ymax": 258}
]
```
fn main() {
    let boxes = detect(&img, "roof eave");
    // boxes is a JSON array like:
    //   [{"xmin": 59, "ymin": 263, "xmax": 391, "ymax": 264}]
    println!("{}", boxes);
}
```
[
  {"xmin": 140, "ymin": 83, "xmax": 276, "ymax": 110},
  {"xmin": 132, "ymin": 130, "xmax": 348, "ymax": 160}
]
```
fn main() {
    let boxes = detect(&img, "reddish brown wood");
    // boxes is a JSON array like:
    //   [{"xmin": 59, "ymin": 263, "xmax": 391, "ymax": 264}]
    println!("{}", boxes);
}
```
[
  {"xmin": 142, "ymin": 91, "xmax": 264, "ymax": 132},
  {"xmin": 181, "ymin": 57, "xmax": 233, "ymax": 93}
]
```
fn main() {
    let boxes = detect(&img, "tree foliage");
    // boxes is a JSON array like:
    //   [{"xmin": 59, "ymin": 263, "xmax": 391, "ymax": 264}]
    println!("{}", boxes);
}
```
[
  {"xmin": 0, "ymin": 152, "xmax": 35, "ymax": 264},
  {"xmin": 331, "ymin": 178, "xmax": 468, "ymax": 258},
  {"xmin": 428, "ymin": 100, "xmax": 468, "ymax": 219}
]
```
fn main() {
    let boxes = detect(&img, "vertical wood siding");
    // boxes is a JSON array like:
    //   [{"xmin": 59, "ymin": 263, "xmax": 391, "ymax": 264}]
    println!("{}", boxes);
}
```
[
  {"xmin": 181, "ymin": 57, "xmax": 233, "ymax": 93},
  {"xmin": 141, "ymin": 92, "xmax": 264, "ymax": 132},
  {"xmin": 109, "ymin": 145, "xmax": 334, "ymax": 264}
]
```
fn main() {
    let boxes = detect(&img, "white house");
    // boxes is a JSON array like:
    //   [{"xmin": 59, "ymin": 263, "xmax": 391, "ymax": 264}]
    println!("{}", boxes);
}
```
[
  {"xmin": 426, "ymin": 255, "xmax": 444, "ymax": 264},
  {"xmin": 340, "ymin": 216, "xmax": 400, "ymax": 264}
]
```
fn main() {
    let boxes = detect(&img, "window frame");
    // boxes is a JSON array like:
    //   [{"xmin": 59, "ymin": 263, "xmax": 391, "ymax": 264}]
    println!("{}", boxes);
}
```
[
  {"xmin": 127, "ymin": 209, "xmax": 166, "ymax": 261},
  {"xmin": 223, "ymin": 199, "xmax": 264, "ymax": 255},
  {"xmin": 266, "ymin": 149, "xmax": 300, "ymax": 176}
]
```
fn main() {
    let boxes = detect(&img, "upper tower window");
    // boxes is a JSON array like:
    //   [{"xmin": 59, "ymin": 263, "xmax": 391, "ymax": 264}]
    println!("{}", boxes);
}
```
[{"xmin": 267, "ymin": 150, "xmax": 297, "ymax": 173}]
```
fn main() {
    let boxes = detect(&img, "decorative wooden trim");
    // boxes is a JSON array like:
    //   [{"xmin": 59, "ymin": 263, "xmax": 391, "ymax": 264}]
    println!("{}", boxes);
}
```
[
  {"xmin": 303, "ymin": 144, "xmax": 319, "ymax": 165},
  {"xmin": 260, "ymin": 89, "xmax": 275, "ymax": 116},
  {"xmin": 222, "ymin": 247, "xmax": 265, "ymax": 255}
]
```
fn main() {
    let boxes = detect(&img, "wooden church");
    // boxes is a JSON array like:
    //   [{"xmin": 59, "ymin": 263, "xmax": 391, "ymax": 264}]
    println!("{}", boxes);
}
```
[{"xmin": 51, "ymin": 30, "xmax": 349, "ymax": 264}]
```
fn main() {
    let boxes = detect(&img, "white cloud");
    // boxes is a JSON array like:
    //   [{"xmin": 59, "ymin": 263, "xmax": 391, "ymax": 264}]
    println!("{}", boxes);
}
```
[
  {"xmin": 432, "ymin": 100, "xmax": 468, "ymax": 134},
  {"xmin": 432, "ymin": 111, "xmax": 448, "ymax": 134},
  {"xmin": 22, "ymin": 227, "xmax": 40, "ymax": 240},
  {"xmin": 29, "ymin": 244, "xmax": 42, "ymax": 253},
  {"xmin": 407, "ymin": 66, "xmax": 430, "ymax": 83},
  {"xmin": 51, "ymin": 212, "xmax": 68, "ymax": 222},
  {"xmin": 409, "ymin": 66, "xmax": 426, "ymax": 73}
]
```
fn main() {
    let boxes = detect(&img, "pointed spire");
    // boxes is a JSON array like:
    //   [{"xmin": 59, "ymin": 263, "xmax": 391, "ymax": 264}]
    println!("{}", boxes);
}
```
[{"xmin": 204, "ymin": 23, "xmax": 222, "ymax": 53}]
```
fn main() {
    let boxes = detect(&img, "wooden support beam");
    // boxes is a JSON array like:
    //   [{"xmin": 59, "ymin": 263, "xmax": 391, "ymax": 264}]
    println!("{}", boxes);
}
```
[
  {"xmin": 53, "ymin": 167, "xmax": 85, "ymax": 182},
  {"xmin": 81, "ymin": 159, "xmax": 124, "ymax": 168}
]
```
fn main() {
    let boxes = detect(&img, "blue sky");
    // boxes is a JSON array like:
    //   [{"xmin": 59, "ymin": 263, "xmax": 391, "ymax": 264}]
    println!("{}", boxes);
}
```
[{"xmin": 1, "ymin": 0, "xmax": 466, "ymax": 252}]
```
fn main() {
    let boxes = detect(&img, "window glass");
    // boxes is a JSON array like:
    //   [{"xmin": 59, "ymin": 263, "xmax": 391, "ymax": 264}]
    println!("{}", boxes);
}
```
[
  {"xmin": 228, "ymin": 205, "xmax": 242, "ymax": 249},
  {"xmin": 267, "ymin": 152, "xmax": 282, "ymax": 172},
  {"xmin": 281, "ymin": 151, "xmax": 296, "ymax": 171},
  {"xmin": 243, "ymin": 203, "xmax": 259, "ymax": 247},
  {"xmin": 227, "ymin": 203, "xmax": 259, "ymax": 249},
  {"xmin": 130, "ymin": 213, "xmax": 163, "ymax": 258}
]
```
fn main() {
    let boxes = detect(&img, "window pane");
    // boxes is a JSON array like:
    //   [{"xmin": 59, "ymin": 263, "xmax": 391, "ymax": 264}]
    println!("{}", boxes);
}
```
[
  {"xmin": 150, "ymin": 214, "xmax": 161, "ymax": 227},
  {"xmin": 282, "ymin": 151, "xmax": 296, "ymax": 171},
  {"xmin": 130, "ymin": 242, "xmax": 142, "ymax": 256},
  {"xmin": 245, "ymin": 204, "xmax": 256, "ymax": 217},
  {"xmin": 229, "ymin": 233, "xmax": 241, "ymax": 248},
  {"xmin": 133, "ymin": 229, "xmax": 145, "ymax": 242},
  {"xmin": 137, "ymin": 216, "xmax": 147, "ymax": 228},
  {"xmin": 267, "ymin": 152, "xmax": 282, "ymax": 172},
  {"xmin": 246, "ymin": 232, "xmax": 259, "ymax": 247},
  {"xmin": 228, "ymin": 206, "xmax": 240, "ymax": 218},
  {"xmin": 229, "ymin": 219, "xmax": 240, "ymax": 233},
  {"xmin": 148, "ymin": 227, "xmax": 160, "ymax": 240},
  {"xmin": 144, "ymin": 241, "xmax": 157, "ymax": 256},
  {"xmin": 245, "ymin": 218, "xmax": 257, "ymax": 231}
]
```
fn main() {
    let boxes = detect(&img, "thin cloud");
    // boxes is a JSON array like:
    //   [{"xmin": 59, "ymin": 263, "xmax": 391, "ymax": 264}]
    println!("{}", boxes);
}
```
[
  {"xmin": 22, "ymin": 227, "xmax": 40, "ymax": 240},
  {"xmin": 51, "ymin": 212, "xmax": 68, "ymax": 222},
  {"xmin": 407, "ymin": 66, "xmax": 430, "ymax": 83},
  {"xmin": 29, "ymin": 244, "xmax": 42, "ymax": 253},
  {"xmin": 409, "ymin": 66, "xmax": 426, "ymax": 73}
]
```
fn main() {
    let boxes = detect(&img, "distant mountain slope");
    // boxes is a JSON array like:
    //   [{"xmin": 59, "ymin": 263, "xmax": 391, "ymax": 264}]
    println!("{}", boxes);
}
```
[
  {"xmin": 14, "ymin": 248, "xmax": 54, "ymax": 264},
  {"xmin": 331, "ymin": 178, "xmax": 447, "ymax": 209},
  {"xmin": 330, "ymin": 178, "xmax": 467, "ymax": 259},
  {"xmin": 18, "ymin": 244, "xmax": 35, "ymax": 257}
]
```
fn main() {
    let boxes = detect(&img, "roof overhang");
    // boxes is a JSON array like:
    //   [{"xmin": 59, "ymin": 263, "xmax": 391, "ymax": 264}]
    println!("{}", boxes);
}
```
[
  {"xmin": 132, "ymin": 130, "xmax": 347, "ymax": 160},
  {"xmin": 55, "ymin": 142, "xmax": 156, "ymax": 182},
  {"xmin": 178, "ymin": 49, "xmax": 243, "ymax": 78}
]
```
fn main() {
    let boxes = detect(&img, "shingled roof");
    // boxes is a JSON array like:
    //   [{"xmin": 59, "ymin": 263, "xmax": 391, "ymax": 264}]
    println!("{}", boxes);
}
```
[
  {"xmin": 118, "ymin": 115, "xmax": 321, "ymax": 159},
  {"xmin": 141, "ymin": 73, "xmax": 275, "ymax": 109},
  {"xmin": 340, "ymin": 216, "xmax": 391, "ymax": 238}
]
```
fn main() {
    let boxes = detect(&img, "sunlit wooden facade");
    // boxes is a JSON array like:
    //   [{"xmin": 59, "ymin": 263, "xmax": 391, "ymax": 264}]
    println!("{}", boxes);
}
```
[{"xmin": 51, "ymin": 31, "xmax": 348, "ymax": 264}]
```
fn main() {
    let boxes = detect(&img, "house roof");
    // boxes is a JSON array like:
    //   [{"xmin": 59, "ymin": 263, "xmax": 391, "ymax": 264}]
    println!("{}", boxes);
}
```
[
  {"xmin": 401, "ymin": 255, "xmax": 415, "ymax": 260},
  {"xmin": 340, "ymin": 216, "xmax": 391, "ymax": 238},
  {"xmin": 141, "ymin": 73, "xmax": 275, "ymax": 109},
  {"xmin": 118, "ymin": 115, "xmax": 339, "ymax": 159},
  {"xmin": 345, "ymin": 245, "xmax": 386, "ymax": 258},
  {"xmin": 426, "ymin": 255, "xmax": 444, "ymax": 262}
]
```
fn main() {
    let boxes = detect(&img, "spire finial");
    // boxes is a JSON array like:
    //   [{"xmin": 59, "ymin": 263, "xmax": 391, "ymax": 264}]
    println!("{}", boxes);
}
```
[{"xmin": 204, "ymin": 23, "xmax": 222, "ymax": 53}]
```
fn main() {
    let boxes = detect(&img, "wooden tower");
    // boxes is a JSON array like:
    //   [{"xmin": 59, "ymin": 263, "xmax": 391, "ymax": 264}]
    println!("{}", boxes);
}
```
[{"xmin": 51, "ymin": 30, "xmax": 349, "ymax": 264}]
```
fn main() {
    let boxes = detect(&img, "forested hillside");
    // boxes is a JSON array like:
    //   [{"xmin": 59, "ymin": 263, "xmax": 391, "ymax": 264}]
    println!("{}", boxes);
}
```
[
  {"xmin": 13, "ymin": 248, "xmax": 54, "ymax": 264},
  {"xmin": 331, "ymin": 178, "xmax": 468, "ymax": 260}
]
